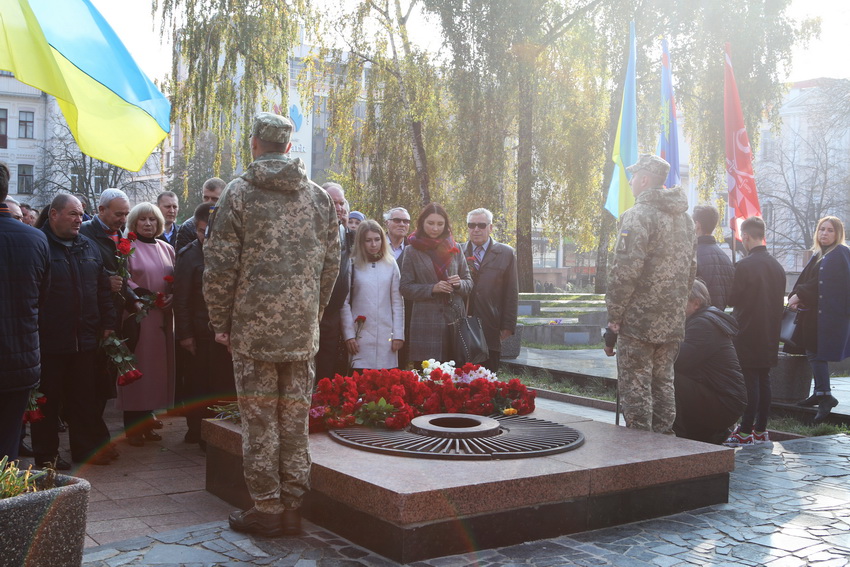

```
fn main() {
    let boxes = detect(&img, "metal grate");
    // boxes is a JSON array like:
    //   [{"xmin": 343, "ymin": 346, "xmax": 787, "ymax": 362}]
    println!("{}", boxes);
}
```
[{"xmin": 328, "ymin": 414, "xmax": 584, "ymax": 460}]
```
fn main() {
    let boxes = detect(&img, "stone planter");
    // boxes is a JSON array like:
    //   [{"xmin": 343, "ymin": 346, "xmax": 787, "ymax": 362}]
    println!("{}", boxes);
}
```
[
  {"xmin": 0, "ymin": 473, "xmax": 91, "ymax": 567},
  {"xmin": 500, "ymin": 326, "xmax": 522, "ymax": 359},
  {"xmin": 770, "ymin": 352, "xmax": 813, "ymax": 404}
]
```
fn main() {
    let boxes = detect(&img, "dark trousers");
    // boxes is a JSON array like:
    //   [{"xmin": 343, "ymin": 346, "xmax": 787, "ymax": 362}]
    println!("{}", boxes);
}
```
[
  {"xmin": 740, "ymin": 367, "xmax": 771, "ymax": 433},
  {"xmin": 315, "ymin": 310, "xmax": 345, "ymax": 382},
  {"xmin": 1, "ymin": 389, "xmax": 30, "ymax": 460},
  {"xmin": 185, "ymin": 337, "xmax": 237, "ymax": 437},
  {"xmin": 673, "ymin": 375, "xmax": 743, "ymax": 444},
  {"xmin": 484, "ymin": 350, "xmax": 501, "ymax": 373},
  {"xmin": 31, "ymin": 350, "xmax": 109, "ymax": 462}
]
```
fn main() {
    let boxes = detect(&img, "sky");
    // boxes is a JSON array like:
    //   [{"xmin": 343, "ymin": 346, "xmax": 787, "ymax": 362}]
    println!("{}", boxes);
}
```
[{"xmin": 90, "ymin": 0, "xmax": 850, "ymax": 86}]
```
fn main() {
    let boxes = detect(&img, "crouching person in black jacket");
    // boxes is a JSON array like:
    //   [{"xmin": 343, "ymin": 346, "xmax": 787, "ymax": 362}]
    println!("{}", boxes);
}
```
[
  {"xmin": 673, "ymin": 280, "xmax": 747, "ymax": 444},
  {"xmin": 174, "ymin": 204, "xmax": 236, "ymax": 444}
]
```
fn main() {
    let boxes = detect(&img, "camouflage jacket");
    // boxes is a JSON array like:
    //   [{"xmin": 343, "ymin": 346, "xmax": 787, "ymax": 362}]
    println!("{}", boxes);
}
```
[
  {"xmin": 606, "ymin": 186, "xmax": 696, "ymax": 343},
  {"xmin": 203, "ymin": 154, "xmax": 340, "ymax": 362}
]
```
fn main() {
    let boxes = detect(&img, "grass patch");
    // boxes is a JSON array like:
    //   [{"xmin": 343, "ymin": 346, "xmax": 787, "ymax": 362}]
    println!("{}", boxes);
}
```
[
  {"xmin": 767, "ymin": 416, "xmax": 850, "ymax": 437},
  {"xmin": 499, "ymin": 368, "xmax": 616, "ymax": 402},
  {"xmin": 521, "ymin": 341, "xmax": 605, "ymax": 350}
]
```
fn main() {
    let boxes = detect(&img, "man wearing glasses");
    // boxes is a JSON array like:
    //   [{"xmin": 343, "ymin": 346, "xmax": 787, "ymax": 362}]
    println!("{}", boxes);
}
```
[
  {"xmin": 384, "ymin": 207, "xmax": 411, "ymax": 260},
  {"xmin": 462, "ymin": 208, "xmax": 518, "ymax": 371}
]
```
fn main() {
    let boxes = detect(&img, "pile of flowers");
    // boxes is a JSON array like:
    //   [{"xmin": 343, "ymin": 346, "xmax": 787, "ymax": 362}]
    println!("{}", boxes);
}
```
[{"xmin": 309, "ymin": 360, "xmax": 535, "ymax": 432}]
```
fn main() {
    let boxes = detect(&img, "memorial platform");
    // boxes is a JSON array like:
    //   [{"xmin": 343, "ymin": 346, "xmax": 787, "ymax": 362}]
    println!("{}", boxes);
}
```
[{"xmin": 203, "ymin": 407, "xmax": 734, "ymax": 563}]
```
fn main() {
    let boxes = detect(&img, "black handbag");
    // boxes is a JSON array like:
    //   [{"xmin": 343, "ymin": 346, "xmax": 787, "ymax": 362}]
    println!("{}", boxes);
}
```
[
  {"xmin": 444, "ymin": 299, "xmax": 489, "ymax": 365},
  {"xmin": 779, "ymin": 307, "xmax": 800, "ymax": 347}
]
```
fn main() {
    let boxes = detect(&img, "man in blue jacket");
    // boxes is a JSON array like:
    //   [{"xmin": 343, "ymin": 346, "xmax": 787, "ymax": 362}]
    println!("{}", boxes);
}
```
[
  {"xmin": 31, "ymin": 194, "xmax": 117, "ymax": 468},
  {"xmin": 0, "ymin": 162, "xmax": 50, "ymax": 461}
]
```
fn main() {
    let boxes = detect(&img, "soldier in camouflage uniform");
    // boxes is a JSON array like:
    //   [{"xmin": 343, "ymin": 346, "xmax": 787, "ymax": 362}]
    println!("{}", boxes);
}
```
[
  {"xmin": 605, "ymin": 154, "xmax": 696, "ymax": 433},
  {"xmin": 203, "ymin": 112, "xmax": 340, "ymax": 537}
]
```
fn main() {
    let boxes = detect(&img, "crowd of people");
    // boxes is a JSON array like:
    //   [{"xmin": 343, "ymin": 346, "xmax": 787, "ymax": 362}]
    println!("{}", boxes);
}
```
[
  {"xmin": 4, "ymin": 114, "xmax": 849, "ymax": 537},
  {"xmin": 604, "ymin": 153, "xmax": 850, "ymax": 446},
  {"xmin": 0, "ymin": 111, "xmax": 520, "ymax": 537}
]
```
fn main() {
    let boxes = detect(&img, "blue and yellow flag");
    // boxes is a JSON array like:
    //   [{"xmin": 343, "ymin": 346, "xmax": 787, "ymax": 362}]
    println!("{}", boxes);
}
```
[
  {"xmin": 0, "ymin": 0, "xmax": 171, "ymax": 172},
  {"xmin": 656, "ymin": 38, "xmax": 680, "ymax": 188},
  {"xmin": 604, "ymin": 22, "xmax": 638, "ymax": 219}
]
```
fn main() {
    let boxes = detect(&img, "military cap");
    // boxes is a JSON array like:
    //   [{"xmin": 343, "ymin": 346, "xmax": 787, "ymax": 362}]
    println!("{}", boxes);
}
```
[
  {"xmin": 252, "ymin": 112, "xmax": 293, "ymax": 144},
  {"xmin": 626, "ymin": 154, "xmax": 670, "ymax": 179}
]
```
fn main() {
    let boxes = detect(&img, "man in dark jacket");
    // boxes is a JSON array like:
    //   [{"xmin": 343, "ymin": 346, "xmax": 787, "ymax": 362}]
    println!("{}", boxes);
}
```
[
  {"xmin": 725, "ymin": 216, "xmax": 786, "ymax": 446},
  {"xmin": 176, "ymin": 177, "xmax": 225, "ymax": 252},
  {"xmin": 174, "ymin": 203, "xmax": 235, "ymax": 444},
  {"xmin": 156, "ymin": 191, "xmax": 180, "ymax": 247},
  {"xmin": 693, "ymin": 205, "xmax": 735, "ymax": 309},
  {"xmin": 462, "ymin": 207, "xmax": 518, "ymax": 371},
  {"xmin": 32, "ymin": 194, "xmax": 117, "ymax": 468},
  {"xmin": 0, "ymin": 162, "xmax": 50, "ymax": 461},
  {"xmin": 314, "ymin": 181, "xmax": 352, "ymax": 382},
  {"xmin": 674, "ymin": 280, "xmax": 747, "ymax": 444},
  {"xmin": 79, "ymin": 188, "xmax": 136, "ymax": 424}
]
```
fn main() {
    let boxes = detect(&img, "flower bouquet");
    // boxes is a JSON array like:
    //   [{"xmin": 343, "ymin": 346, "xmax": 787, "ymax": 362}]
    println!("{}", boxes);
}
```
[
  {"xmin": 309, "ymin": 360, "xmax": 535, "ymax": 432},
  {"xmin": 22, "ymin": 389, "xmax": 47, "ymax": 424},
  {"xmin": 101, "ymin": 333, "xmax": 142, "ymax": 386},
  {"xmin": 114, "ymin": 231, "xmax": 137, "ymax": 279},
  {"xmin": 133, "ymin": 275, "xmax": 173, "ymax": 323}
]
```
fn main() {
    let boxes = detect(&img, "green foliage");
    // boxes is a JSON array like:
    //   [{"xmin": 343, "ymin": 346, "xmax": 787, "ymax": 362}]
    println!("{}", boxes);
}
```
[
  {"xmin": 0, "ymin": 456, "xmax": 47, "ymax": 500},
  {"xmin": 155, "ymin": 0, "xmax": 311, "ymax": 171},
  {"xmin": 355, "ymin": 397, "xmax": 398, "ymax": 427}
]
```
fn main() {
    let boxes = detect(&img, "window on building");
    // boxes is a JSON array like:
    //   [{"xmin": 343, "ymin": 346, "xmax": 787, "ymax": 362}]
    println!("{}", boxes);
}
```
[
  {"xmin": 18, "ymin": 111, "xmax": 34, "ymax": 139},
  {"xmin": 93, "ymin": 168, "xmax": 108, "ymax": 194},
  {"xmin": 0, "ymin": 109, "xmax": 6, "ymax": 149},
  {"xmin": 18, "ymin": 164, "xmax": 34, "ymax": 194}
]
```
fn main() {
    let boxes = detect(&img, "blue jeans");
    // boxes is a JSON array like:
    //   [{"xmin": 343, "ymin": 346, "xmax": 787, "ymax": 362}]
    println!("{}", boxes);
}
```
[{"xmin": 806, "ymin": 351, "xmax": 831, "ymax": 395}]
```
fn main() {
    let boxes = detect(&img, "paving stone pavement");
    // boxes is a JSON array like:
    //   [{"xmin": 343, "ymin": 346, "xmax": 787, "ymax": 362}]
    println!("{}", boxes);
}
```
[{"xmin": 82, "ymin": 434, "xmax": 850, "ymax": 567}]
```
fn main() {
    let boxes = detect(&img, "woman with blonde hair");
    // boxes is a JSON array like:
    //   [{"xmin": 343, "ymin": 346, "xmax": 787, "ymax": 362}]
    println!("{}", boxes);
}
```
[
  {"xmin": 788, "ymin": 216, "xmax": 850, "ymax": 422},
  {"xmin": 120, "ymin": 202, "xmax": 176, "ymax": 445},
  {"xmin": 341, "ymin": 219, "xmax": 404, "ymax": 371}
]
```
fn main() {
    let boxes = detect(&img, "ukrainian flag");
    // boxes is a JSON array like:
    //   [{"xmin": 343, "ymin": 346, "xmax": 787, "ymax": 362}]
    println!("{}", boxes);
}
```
[
  {"xmin": 0, "ymin": 0, "xmax": 170, "ymax": 172},
  {"xmin": 604, "ymin": 21, "xmax": 638, "ymax": 220}
]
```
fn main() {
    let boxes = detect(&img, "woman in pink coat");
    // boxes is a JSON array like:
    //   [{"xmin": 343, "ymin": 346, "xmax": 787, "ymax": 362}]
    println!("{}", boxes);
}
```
[{"xmin": 120, "ymin": 202, "xmax": 175, "ymax": 446}]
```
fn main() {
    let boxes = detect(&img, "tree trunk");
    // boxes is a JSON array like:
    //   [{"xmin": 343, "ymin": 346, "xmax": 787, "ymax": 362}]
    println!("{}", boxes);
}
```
[
  {"xmin": 410, "ymin": 120, "xmax": 431, "ymax": 206},
  {"xmin": 515, "ymin": 60, "xmax": 535, "ymax": 293}
]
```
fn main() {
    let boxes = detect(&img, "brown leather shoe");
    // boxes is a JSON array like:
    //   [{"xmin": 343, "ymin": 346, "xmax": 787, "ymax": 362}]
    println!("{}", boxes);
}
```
[
  {"xmin": 282, "ymin": 508, "xmax": 302, "ymax": 536},
  {"xmin": 151, "ymin": 419, "xmax": 164, "ymax": 429},
  {"xmin": 228, "ymin": 508, "xmax": 285, "ymax": 537},
  {"xmin": 127, "ymin": 435, "xmax": 144, "ymax": 447}
]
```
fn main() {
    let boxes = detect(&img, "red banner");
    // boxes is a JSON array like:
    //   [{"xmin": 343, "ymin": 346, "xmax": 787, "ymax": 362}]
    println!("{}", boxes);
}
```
[{"xmin": 724, "ymin": 44, "xmax": 761, "ymax": 239}]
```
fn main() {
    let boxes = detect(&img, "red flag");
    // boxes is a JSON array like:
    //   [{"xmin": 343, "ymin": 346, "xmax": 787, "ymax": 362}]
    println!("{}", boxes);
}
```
[{"xmin": 724, "ymin": 43, "xmax": 761, "ymax": 239}]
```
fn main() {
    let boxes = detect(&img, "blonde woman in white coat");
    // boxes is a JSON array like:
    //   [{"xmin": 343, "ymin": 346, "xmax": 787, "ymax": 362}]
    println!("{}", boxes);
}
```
[{"xmin": 342, "ymin": 220, "xmax": 405, "ymax": 370}]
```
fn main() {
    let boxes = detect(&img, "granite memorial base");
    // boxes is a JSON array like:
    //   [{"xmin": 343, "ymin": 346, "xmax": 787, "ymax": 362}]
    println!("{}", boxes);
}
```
[{"xmin": 202, "ymin": 409, "xmax": 733, "ymax": 563}]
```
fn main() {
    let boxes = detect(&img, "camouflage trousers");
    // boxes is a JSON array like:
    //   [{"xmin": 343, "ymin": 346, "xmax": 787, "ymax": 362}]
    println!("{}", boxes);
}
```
[
  {"xmin": 616, "ymin": 335, "xmax": 679, "ymax": 434},
  {"xmin": 232, "ymin": 353, "xmax": 314, "ymax": 513}
]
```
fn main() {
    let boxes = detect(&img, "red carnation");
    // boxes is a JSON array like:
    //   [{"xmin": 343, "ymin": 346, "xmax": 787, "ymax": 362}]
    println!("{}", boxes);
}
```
[
  {"xmin": 163, "ymin": 275, "xmax": 174, "ymax": 284},
  {"xmin": 117, "ymin": 239, "xmax": 132, "ymax": 255},
  {"xmin": 355, "ymin": 315, "xmax": 366, "ymax": 324},
  {"xmin": 127, "ymin": 232, "xmax": 138, "ymax": 241}
]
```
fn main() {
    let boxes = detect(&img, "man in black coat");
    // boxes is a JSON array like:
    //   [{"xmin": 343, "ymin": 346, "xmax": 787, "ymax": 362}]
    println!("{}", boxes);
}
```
[
  {"xmin": 314, "ymin": 182, "xmax": 352, "ymax": 381},
  {"xmin": 32, "ymin": 195, "xmax": 117, "ymax": 468},
  {"xmin": 674, "ymin": 280, "xmax": 747, "ymax": 444},
  {"xmin": 174, "ymin": 204, "xmax": 236, "ymax": 444},
  {"xmin": 725, "ymin": 216, "xmax": 786, "ymax": 446},
  {"xmin": 156, "ymin": 191, "xmax": 180, "ymax": 247},
  {"xmin": 461, "ymin": 208, "xmax": 518, "ymax": 371},
  {"xmin": 176, "ymin": 177, "xmax": 225, "ymax": 252},
  {"xmin": 79, "ymin": 188, "xmax": 135, "ymax": 417},
  {"xmin": 0, "ymin": 162, "xmax": 50, "ymax": 461},
  {"xmin": 693, "ymin": 205, "xmax": 735, "ymax": 309}
]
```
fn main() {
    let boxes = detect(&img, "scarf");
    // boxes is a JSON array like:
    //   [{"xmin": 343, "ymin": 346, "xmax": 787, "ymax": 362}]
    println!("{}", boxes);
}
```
[{"xmin": 408, "ymin": 232, "xmax": 459, "ymax": 281}]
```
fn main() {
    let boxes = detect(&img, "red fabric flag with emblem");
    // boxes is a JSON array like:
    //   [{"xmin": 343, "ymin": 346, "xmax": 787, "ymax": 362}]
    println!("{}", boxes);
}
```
[{"xmin": 724, "ymin": 43, "xmax": 761, "ymax": 239}]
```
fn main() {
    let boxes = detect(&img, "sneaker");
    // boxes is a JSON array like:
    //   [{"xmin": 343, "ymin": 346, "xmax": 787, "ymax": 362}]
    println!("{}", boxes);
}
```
[
  {"xmin": 723, "ymin": 431, "xmax": 754, "ymax": 447},
  {"xmin": 752, "ymin": 430, "xmax": 770, "ymax": 444}
]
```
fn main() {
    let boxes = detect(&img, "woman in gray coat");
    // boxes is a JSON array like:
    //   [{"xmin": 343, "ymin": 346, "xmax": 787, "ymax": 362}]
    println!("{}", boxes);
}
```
[{"xmin": 400, "ymin": 203, "xmax": 472, "ymax": 364}]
